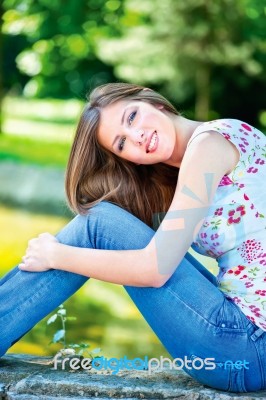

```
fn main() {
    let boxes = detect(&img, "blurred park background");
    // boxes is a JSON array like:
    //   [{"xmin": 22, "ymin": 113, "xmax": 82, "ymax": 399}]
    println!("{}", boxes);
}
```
[{"xmin": 0, "ymin": 0, "xmax": 265, "ymax": 359}]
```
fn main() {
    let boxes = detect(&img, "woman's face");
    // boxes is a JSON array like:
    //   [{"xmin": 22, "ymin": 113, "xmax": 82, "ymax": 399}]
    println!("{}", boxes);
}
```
[{"xmin": 97, "ymin": 100, "xmax": 177, "ymax": 165}]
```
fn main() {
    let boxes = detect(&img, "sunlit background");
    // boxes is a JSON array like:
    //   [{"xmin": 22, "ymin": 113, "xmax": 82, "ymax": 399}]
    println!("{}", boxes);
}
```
[{"xmin": 0, "ymin": 0, "xmax": 265, "ymax": 359}]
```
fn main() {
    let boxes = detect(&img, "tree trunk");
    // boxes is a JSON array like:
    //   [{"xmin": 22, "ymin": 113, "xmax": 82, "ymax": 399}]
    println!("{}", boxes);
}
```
[{"xmin": 195, "ymin": 64, "xmax": 211, "ymax": 121}]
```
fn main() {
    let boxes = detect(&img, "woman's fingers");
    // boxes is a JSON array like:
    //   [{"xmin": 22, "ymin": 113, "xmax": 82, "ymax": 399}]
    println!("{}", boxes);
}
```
[{"xmin": 19, "ymin": 232, "xmax": 57, "ymax": 272}]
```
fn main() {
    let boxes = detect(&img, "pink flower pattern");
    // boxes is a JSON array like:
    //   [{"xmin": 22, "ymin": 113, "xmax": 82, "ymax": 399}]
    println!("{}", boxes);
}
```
[
  {"xmin": 227, "ymin": 205, "xmax": 246, "ymax": 224},
  {"xmin": 237, "ymin": 239, "xmax": 262, "ymax": 264},
  {"xmin": 189, "ymin": 119, "xmax": 266, "ymax": 331},
  {"xmin": 219, "ymin": 176, "xmax": 233, "ymax": 187}
]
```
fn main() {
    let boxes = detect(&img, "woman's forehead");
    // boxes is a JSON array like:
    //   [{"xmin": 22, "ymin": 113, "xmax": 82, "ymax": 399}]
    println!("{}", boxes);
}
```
[
  {"xmin": 100, "ymin": 101, "xmax": 124, "ymax": 127},
  {"xmin": 97, "ymin": 102, "xmax": 124, "ymax": 145},
  {"xmin": 103, "ymin": 99, "xmax": 137, "ymax": 113},
  {"xmin": 100, "ymin": 100, "xmax": 139, "ymax": 126}
]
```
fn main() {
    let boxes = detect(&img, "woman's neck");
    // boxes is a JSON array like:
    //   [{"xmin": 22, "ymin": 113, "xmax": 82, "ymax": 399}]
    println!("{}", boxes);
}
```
[{"xmin": 165, "ymin": 115, "xmax": 203, "ymax": 168}]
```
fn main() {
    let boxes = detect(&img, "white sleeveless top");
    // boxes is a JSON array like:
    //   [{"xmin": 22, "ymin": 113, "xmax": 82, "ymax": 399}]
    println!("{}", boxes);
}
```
[{"xmin": 187, "ymin": 119, "xmax": 266, "ymax": 330}]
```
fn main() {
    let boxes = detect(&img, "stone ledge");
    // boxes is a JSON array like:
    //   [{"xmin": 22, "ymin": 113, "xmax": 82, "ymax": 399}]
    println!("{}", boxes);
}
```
[
  {"xmin": 1, "ymin": 354, "xmax": 266, "ymax": 400},
  {"xmin": 0, "ymin": 161, "xmax": 72, "ymax": 217}
]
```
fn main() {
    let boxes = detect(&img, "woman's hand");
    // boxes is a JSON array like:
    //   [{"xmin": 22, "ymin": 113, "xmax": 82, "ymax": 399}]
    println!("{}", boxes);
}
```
[{"xmin": 19, "ymin": 233, "xmax": 59, "ymax": 272}]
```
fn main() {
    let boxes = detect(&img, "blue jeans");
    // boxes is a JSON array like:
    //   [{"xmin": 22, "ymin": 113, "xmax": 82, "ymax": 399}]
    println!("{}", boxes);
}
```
[{"xmin": 0, "ymin": 202, "xmax": 265, "ymax": 392}]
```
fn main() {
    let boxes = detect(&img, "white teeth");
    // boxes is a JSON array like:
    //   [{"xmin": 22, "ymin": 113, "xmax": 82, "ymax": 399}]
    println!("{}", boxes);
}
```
[{"xmin": 148, "ymin": 132, "xmax": 157, "ymax": 151}]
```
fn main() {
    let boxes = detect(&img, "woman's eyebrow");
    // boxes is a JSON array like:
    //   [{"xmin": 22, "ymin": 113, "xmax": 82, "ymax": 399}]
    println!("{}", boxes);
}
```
[
  {"xmin": 111, "ymin": 109, "xmax": 127, "ymax": 148},
  {"xmin": 121, "ymin": 109, "xmax": 127, "ymax": 125},
  {"xmin": 112, "ymin": 135, "xmax": 119, "ymax": 148}
]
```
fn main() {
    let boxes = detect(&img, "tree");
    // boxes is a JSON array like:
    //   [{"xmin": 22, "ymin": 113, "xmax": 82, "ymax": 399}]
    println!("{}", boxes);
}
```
[
  {"xmin": 2, "ymin": 0, "xmax": 265, "ymax": 125},
  {"xmin": 2, "ymin": 0, "xmax": 123, "ymax": 99},
  {"xmin": 95, "ymin": 0, "xmax": 266, "ymax": 121}
]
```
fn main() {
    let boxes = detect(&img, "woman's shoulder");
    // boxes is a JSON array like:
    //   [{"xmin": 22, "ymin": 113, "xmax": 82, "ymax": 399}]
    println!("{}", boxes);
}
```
[
  {"xmin": 187, "ymin": 118, "xmax": 265, "ymax": 160},
  {"xmin": 191, "ymin": 118, "xmax": 263, "ymax": 139}
]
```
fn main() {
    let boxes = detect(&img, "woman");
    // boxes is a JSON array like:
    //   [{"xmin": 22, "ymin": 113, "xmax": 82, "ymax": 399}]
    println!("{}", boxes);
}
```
[{"xmin": 1, "ymin": 83, "xmax": 266, "ymax": 392}]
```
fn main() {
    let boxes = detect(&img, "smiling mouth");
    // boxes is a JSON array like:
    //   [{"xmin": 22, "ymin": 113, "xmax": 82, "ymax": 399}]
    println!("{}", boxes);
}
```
[{"xmin": 146, "ymin": 131, "xmax": 158, "ymax": 153}]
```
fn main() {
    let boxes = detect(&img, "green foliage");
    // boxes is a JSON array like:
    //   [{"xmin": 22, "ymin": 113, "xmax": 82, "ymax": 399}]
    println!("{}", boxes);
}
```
[
  {"xmin": 95, "ymin": 0, "xmax": 266, "ymax": 121},
  {"xmin": 3, "ymin": 0, "xmax": 119, "ymax": 98},
  {"xmin": 2, "ymin": 0, "xmax": 266, "ymax": 124}
]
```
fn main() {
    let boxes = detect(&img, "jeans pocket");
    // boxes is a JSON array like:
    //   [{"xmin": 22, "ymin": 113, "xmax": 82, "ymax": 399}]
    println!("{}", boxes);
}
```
[
  {"xmin": 215, "ymin": 298, "xmax": 249, "ymax": 334},
  {"xmin": 185, "ymin": 354, "xmax": 247, "ymax": 392}
]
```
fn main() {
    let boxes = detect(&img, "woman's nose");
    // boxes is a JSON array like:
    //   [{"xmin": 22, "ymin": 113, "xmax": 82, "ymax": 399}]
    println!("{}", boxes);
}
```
[{"xmin": 132, "ymin": 129, "xmax": 145, "ymax": 146}]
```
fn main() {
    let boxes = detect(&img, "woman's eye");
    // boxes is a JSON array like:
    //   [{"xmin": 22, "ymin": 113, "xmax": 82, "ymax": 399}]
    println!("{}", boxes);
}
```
[
  {"xmin": 118, "ymin": 137, "xmax": 126, "ymax": 151},
  {"xmin": 128, "ymin": 111, "xmax": 137, "ymax": 125}
]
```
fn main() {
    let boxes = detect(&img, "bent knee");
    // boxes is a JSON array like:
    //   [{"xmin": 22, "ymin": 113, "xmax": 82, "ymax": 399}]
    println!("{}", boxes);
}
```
[{"xmin": 86, "ymin": 201, "xmax": 154, "ymax": 249}]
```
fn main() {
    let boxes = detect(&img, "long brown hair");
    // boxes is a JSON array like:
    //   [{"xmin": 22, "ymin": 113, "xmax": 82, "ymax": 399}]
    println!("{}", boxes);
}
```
[{"xmin": 65, "ymin": 82, "xmax": 180, "ymax": 227}]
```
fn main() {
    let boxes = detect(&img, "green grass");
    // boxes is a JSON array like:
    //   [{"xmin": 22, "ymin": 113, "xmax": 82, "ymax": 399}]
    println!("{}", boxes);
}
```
[
  {"xmin": 0, "ymin": 96, "xmax": 83, "ymax": 167},
  {"xmin": 3, "ymin": 96, "xmax": 83, "ymax": 124},
  {"xmin": 0, "ymin": 134, "xmax": 71, "ymax": 167}
]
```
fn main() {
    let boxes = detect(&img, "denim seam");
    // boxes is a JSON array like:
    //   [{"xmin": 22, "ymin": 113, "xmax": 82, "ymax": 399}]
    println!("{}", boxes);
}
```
[{"xmin": 249, "ymin": 336, "xmax": 265, "ymax": 389}]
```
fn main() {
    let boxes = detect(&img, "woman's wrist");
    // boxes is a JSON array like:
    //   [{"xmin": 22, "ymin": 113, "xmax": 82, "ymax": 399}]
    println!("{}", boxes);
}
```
[{"xmin": 50, "ymin": 242, "xmax": 66, "ymax": 270}]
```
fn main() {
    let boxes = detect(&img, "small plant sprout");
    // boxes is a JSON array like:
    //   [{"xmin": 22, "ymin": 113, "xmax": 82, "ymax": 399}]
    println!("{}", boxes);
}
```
[
  {"xmin": 68, "ymin": 342, "xmax": 101, "ymax": 359},
  {"xmin": 47, "ymin": 304, "xmax": 101, "ymax": 366},
  {"xmin": 47, "ymin": 304, "xmax": 75, "ymax": 349}
]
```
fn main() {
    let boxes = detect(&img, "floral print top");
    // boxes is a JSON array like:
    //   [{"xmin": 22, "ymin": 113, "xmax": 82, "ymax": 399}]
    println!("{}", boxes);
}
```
[{"xmin": 187, "ymin": 119, "xmax": 266, "ymax": 330}]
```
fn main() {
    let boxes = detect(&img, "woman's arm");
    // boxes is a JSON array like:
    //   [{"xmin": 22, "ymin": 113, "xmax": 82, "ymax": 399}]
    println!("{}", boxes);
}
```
[{"xmin": 19, "ymin": 131, "xmax": 238, "ymax": 287}]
